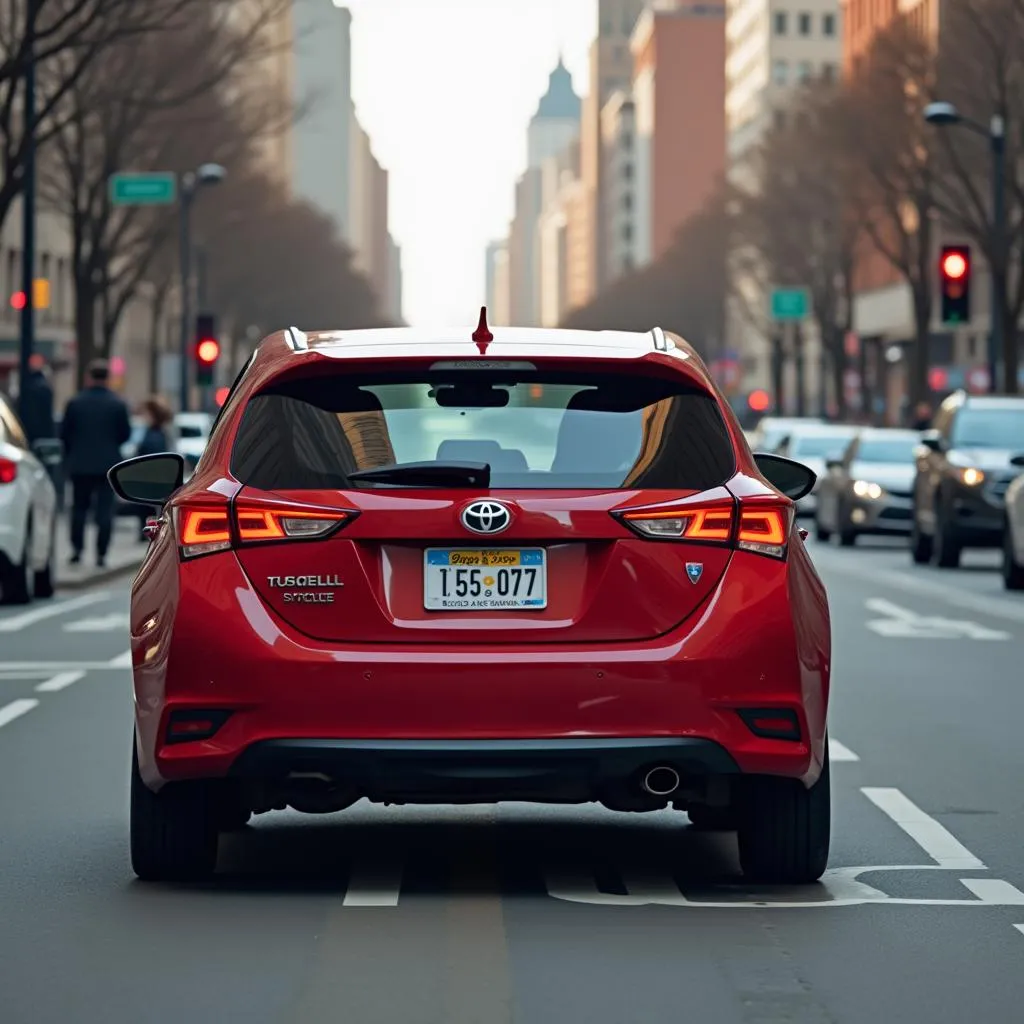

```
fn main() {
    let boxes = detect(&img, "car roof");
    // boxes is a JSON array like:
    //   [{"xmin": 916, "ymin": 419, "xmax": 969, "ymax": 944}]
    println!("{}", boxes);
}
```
[
  {"xmin": 788, "ymin": 423, "xmax": 859, "ymax": 437},
  {"xmin": 855, "ymin": 428, "xmax": 920, "ymax": 440},
  {"xmin": 959, "ymin": 396, "xmax": 1024, "ymax": 409}
]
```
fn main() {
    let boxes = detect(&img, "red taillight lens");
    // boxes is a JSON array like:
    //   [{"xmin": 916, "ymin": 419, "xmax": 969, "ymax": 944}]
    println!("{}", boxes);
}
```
[
  {"xmin": 177, "ymin": 504, "xmax": 352, "ymax": 559},
  {"xmin": 620, "ymin": 504, "xmax": 734, "ymax": 543},
  {"xmin": 0, "ymin": 458, "xmax": 16, "ymax": 484},
  {"xmin": 619, "ymin": 500, "xmax": 791, "ymax": 559}
]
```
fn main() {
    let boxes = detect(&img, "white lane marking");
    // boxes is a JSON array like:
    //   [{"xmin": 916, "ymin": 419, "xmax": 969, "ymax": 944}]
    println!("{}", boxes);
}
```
[
  {"xmin": 1013, "ymin": 924, "xmax": 1024, "ymax": 937},
  {"xmin": 62, "ymin": 612, "xmax": 130, "ymax": 633},
  {"xmin": 0, "ymin": 592, "xmax": 111, "ymax": 631},
  {"xmin": 342, "ymin": 860, "xmax": 403, "ymax": 906},
  {"xmin": 959, "ymin": 879, "xmax": 1024, "ymax": 905},
  {"xmin": 865, "ymin": 598, "xmax": 1011, "ymax": 640},
  {"xmin": 35, "ymin": 671, "xmax": 85, "ymax": 693},
  {"xmin": 830, "ymin": 739, "xmax": 859, "ymax": 762},
  {"xmin": 0, "ymin": 661, "xmax": 126, "ymax": 671},
  {"xmin": 817, "ymin": 552, "xmax": 1024, "ymax": 624},
  {"xmin": 862, "ymin": 787, "xmax": 985, "ymax": 869},
  {"xmin": 0, "ymin": 699, "xmax": 39, "ymax": 728},
  {"xmin": 108, "ymin": 650, "xmax": 133, "ymax": 668}
]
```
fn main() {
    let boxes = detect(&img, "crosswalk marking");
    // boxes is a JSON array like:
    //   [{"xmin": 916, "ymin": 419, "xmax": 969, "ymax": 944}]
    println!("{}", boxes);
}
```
[
  {"xmin": 35, "ymin": 671, "xmax": 85, "ymax": 693},
  {"xmin": 0, "ymin": 592, "xmax": 111, "ymax": 631}
]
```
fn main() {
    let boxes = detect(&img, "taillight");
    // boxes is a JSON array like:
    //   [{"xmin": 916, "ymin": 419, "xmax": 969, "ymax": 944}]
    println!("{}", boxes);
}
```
[
  {"xmin": 176, "ymin": 504, "xmax": 353, "ymax": 559},
  {"xmin": 618, "ymin": 501, "xmax": 792, "ymax": 559},
  {"xmin": 0, "ymin": 458, "xmax": 16, "ymax": 484}
]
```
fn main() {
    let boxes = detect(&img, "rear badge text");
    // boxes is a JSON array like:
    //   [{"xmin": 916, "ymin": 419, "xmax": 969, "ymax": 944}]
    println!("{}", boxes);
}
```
[{"xmin": 266, "ymin": 575, "xmax": 343, "ymax": 604}]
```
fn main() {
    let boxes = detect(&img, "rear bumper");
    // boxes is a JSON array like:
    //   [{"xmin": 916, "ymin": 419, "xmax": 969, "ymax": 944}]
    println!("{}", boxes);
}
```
[
  {"xmin": 229, "ymin": 737, "xmax": 741, "ymax": 804},
  {"xmin": 132, "ymin": 545, "xmax": 830, "ymax": 792}
]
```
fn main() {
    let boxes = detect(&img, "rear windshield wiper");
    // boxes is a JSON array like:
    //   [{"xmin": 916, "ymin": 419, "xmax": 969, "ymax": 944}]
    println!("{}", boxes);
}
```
[{"xmin": 346, "ymin": 461, "xmax": 491, "ymax": 488}]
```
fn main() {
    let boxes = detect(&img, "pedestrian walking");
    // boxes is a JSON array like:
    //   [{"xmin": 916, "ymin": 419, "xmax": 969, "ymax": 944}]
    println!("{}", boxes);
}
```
[
  {"xmin": 134, "ymin": 395, "xmax": 173, "ymax": 542},
  {"xmin": 20, "ymin": 354, "xmax": 55, "ymax": 443},
  {"xmin": 911, "ymin": 401, "xmax": 932, "ymax": 431},
  {"xmin": 60, "ymin": 359, "xmax": 131, "ymax": 567}
]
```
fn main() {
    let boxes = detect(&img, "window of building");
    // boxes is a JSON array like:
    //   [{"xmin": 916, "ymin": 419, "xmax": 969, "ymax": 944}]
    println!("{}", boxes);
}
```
[
  {"xmin": 622, "ymin": 162, "xmax": 633, "ymax": 180},
  {"xmin": 821, "ymin": 62, "xmax": 837, "ymax": 82},
  {"xmin": 622, "ymin": 223, "xmax": 633, "ymax": 243},
  {"xmin": 822, "ymin": 12, "xmax": 836, "ymax": 36},
  {"xmin": 621, "ymin": 132, "xmax": 633, "ymax": 150},
  {"xmin": 797, "ymin": 61, "xmax": 812, "ymax": 82},
  {"xmin": 622, "ymin": 193, "xmax": 633, "ymax": 211},
  {"xmin": 798, "ymin": 12, "xmax": 811, "ymax": 36},
  {"xmin": 773, "ymin": 60, "xmax": 788, "ymax": 85},
  {"xmin": 774, "ymin": 11, "xmax": 787, "ymax": 35}
]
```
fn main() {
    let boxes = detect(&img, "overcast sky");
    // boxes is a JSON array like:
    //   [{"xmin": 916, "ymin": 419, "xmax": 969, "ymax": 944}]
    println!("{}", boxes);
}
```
[{"xmin": 342, "ymin": 0, "xmax": 595, "ymax": 327}]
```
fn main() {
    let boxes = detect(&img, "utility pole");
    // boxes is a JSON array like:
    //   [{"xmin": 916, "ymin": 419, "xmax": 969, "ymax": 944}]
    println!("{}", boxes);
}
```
[
  {"xmin": 17, "ymin": 0, "xmax": 37, "ymax": 420},
  {"xmin": 178, "ymin": 172, "xmax": 196, "ymax": 414}
]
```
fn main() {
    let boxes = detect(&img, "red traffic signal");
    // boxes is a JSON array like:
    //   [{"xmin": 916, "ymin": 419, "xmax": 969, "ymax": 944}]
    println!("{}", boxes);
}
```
[
  {"xmin": 9, "ymin": 290, "xmax": 26, "ymax": 310},
  {"xmin": 939, "ymin": 245, "xmax": 971, "ymax": 324},
  {"xmin": 942, "ymin": 251, "xmax": 967, "ymax": 280},
  {"xmin": 196, "ymin": 338, "xmax": 220, "ymax": 364}
]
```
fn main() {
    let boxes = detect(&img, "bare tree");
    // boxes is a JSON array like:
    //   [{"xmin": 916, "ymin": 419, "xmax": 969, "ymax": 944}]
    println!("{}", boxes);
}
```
[
  {"xmin": 733, "ymin": 82, "xmax": 858, "ymax": 418},
  {"xmin": 841, "ymin": 19, "xmax": 938, "ymax": 408},
  {"xmin": 927, "ymin": 0, "xmax": 1024, "ymax": 393},
  {"xmin": 38, "ymin": 0, "xmax": 292, "ymax": 381}
]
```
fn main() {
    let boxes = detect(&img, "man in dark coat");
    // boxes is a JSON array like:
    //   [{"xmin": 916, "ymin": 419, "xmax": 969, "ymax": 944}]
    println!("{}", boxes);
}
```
[
  {"xmin": 20, "ymin": 354, "xmax": 55, "ymax": 443},
  {"xmin": 61, "ymin": 359, "xmax": 131, "ymax": 567}
]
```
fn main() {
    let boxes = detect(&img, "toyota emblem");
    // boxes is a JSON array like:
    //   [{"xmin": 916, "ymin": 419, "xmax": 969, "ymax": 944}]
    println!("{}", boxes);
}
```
[{"xmin": 460, "ymin": 500, "xmax": 512, "ymax": 535}]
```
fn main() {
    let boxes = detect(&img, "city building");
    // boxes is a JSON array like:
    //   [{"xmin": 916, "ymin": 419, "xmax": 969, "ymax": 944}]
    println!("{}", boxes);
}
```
[
  {"xmin": 578, "ymin": 0, "xmax": 647, "ymax": 301},
  {"xmin": 725, "ymin": 0, "xmax": 842, "ymax": 404},
  {"xmin": 600, "ymin": 90, "xmax": 636, "ymax": 282},
  {"xmin": 631, "ymin": 2, "xmax": 726, "ymax": 269},
  {"xmin": 537, "ymin": 140, "xmax": 581, "ymax": 326},
  {"xmin": 291, "ymin": 0, "xmax": 354, "ymax": 238},
  {"xmin": 490, "ymin": 242, "xmax": 512, "ymax": 326},
  {"xmin": 485, "ymin": 240, "xmax": 504, "ymax": 316}
]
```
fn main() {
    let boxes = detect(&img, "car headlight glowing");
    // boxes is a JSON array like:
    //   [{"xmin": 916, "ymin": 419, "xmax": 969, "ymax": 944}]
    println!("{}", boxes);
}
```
[
  {"xmin": 958, "ymin": 467, "xmax": 985, "ymax": 486},
  {"xmin": 852, "ymin": 480, "xmax": 884, "ymax": 500}
]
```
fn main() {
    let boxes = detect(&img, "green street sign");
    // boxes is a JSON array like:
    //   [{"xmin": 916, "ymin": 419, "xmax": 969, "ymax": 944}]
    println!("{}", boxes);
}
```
[
  {"xmin": 770, "ymin": 287, "xmax": 810, "ymax": 321},
  {"xmin": 109, "ymin": 172, "xmax": 177, "ymax": 205}
]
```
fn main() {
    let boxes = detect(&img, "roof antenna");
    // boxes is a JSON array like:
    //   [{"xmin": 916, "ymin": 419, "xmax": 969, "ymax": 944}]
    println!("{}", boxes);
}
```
[{"xmin": 472, "ymin": 306, "xmax": 493, "ymax": 352}]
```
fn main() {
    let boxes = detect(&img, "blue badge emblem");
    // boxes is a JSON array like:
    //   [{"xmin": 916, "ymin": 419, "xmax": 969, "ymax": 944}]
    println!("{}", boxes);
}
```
[{"xmin": 685, "ymin": 562, "xmax": 704, "ymax": 585}]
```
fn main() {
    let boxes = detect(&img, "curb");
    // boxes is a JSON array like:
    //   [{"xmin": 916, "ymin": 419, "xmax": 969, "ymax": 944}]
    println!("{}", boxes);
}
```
[{"xmin": 55, "ymin": 559, "xmax": 143, "ymax": 592}]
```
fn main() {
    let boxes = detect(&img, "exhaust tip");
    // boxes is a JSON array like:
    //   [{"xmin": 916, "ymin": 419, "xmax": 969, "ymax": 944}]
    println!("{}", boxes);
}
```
[{"xmin": 642, "ymin": 766, "xmax": 680, "ymax": 796}]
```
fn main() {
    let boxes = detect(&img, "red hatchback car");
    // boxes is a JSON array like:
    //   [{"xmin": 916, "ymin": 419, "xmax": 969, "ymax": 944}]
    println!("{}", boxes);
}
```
[{"xmin": 109, "ymin": 318, "xmax": 831, "ymax": 884}]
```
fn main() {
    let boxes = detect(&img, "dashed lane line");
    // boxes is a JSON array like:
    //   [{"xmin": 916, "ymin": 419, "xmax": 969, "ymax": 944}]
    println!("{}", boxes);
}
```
[
  {"xmin": 0, "ymin": 699, "xmax": 39, "ymax": 729},
  {"xmin": 0, "ymin": 591, "xmax": 112, "ymax": 631},
  {"xmin": 35, "ymin": 671, "xmax": 85, "ymax": 693},
  {"xmin": 862, "ymin": 786, "xmax": 985, "ymax": 869},
  {"xmin": 342, "ymin": 859, "xmax": 403, "ymax": 907},
  {"xmin": 830, "ymin": 739, "xmax": 859, "ymax": 761}
]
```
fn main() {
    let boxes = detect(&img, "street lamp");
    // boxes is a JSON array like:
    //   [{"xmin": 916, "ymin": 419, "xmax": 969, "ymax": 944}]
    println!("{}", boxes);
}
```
[
  {"xmin": 923, "ymin": 101, "xmax": 1005, "ymax": 394},
  {"xmin": 178, "ymin": 162, "xmax": 226, "ymax": 413}
]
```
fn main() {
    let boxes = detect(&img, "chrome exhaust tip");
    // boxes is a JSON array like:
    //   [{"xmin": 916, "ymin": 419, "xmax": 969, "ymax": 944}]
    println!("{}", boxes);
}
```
[{"xmin": 641, "ymin": 766, "xmax": 680, "ymax": 796}]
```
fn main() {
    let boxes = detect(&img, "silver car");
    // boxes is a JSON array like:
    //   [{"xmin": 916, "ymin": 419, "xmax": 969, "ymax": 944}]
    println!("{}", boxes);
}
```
[
  {"xmin": 774, "ymin": 425, "xmax": 860, "ymax": 517},
  {"xmin": 1001, "ymin": 452, "xmax": 1024, "ymax": 589},
  {"xmin": 815, "ymin": 429, "xmax": 921, "ymax": 545}
]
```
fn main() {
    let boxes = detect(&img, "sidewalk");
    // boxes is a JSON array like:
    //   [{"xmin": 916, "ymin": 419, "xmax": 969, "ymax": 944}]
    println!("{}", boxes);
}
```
[{"xmin": 54, "ymin": 513, "xmax": 147, "ymax": 589}]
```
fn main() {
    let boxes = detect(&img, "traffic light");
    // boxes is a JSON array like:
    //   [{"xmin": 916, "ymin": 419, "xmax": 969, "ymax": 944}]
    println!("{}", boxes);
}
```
[
  {"xmin": 939, "ymin": 245, "xmax": 971, "ymax": 324},
  {"xmin": 194, "ymin": 314, "xmax": 219, "ymax": 388}
]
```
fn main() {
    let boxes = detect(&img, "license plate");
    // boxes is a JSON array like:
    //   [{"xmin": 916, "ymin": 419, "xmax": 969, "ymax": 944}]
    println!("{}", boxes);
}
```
[{"xmin": 423, "ymin": 548, "xmax": 547, "ymax": 611}]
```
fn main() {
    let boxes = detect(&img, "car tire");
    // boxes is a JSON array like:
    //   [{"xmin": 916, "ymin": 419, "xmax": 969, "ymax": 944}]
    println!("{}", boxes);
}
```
[
  {"xmin": 933, "ymin": 502, "xmax": 961, "ymax": 569},
  {"xmin": 1003, "ymin": 521, "xmax": 1024, "ymax": 591},
  {"xmin": 33, "ymin": 519, "xmax": 56, "ymax": 600},
  {"xmin": 687, "ymin": 805, "xmax": 737, "ymax": 831},
  {"xmin": 838, "ymin": 525, "xmax": 857, "ymax": 547},
  {"xmin": 814, "ymin": 519, "xmax": 831, "ymax": 542},
  {"xmin": 910, "ymin": 515, "xmax": 932, "ymax": 564},
  {"xmin": 0, "ymin": 518, "xmax": 33, "ymax": 605},
  {"xmin": 736, "ymin": 748, "xmax": 830, "ymax": 884},
  {"xmin": 130, "ymin": 737, "xmax": 219, "ymax": 882}
]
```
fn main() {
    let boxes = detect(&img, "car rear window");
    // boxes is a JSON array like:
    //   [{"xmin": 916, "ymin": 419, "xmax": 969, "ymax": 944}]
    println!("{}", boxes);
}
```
[{"xmin": 230, "ymin": 370, "xmax": 736, "ymax": 491}]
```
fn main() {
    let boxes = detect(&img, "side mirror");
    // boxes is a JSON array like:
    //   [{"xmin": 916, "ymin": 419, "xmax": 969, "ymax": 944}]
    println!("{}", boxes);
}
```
[
  {"xmin": 107, "ymin": 452, "xmax": 184, "ymax": 507},
  {"xmin": 920, "ymin": 431, "xmax": 944, "ymax": 453},
  {"xmin": 754, "ymin": 452, "xmax": 817, "ymax": 501}
]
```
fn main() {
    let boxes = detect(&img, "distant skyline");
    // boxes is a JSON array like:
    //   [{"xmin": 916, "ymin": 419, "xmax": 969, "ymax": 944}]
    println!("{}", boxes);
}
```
[{"xmin": 342, "ymin": 0, "xmax": 595, "ymax": 326}]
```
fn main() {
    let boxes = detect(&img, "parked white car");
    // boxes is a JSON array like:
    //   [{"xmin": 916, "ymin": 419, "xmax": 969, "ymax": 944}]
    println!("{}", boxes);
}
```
[
  {"xmin": 1001, "ymin": 452, "xmax": 1024, "ymax": 590},
  {"xmin": 173, "ymin": 412, "xmax": 212, "ymax": 470},
  {"xmin": 0, "ymin": 393, "xmax": 58, "ymax": 604}
]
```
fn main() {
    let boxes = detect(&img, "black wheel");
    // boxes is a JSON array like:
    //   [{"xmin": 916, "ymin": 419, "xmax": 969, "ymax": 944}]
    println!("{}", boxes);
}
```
[
  {"xmin": 0, "ymin": 518, "xmax": 32, "ymax": 605},
  {"xmin": 736, "ymin": 749, "xmax": 830, "ymax": 884},
  {"xmin": 838, "ymin": 526, "xmax": 857, "ymax": 547},
  {"xmin": 933, "ymin": 502, "xmax": 961, "ymax": 568},
  {"xmin": 687, "ymin": 805, "xmax": 737, "ymax": 830},
  {"xmin": 33, "ymin": 518, "xmax": 55, "ymax": 599},
  {"xmin": 814, "ymin": 519, "xmax": 831, "ymax": 542},
  {"xmin": 130, "ymin": 737, "xmax": 219, "ymax": 882},
  {"xmin": 1003, "ymin": 522, "xmax": 1024, "ymax": 591},
  {"xmin": 910, "ymin": 514, "xmax": 932, "ymax": 564}
]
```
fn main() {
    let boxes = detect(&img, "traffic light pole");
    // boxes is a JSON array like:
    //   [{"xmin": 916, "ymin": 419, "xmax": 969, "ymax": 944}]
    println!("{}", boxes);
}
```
[
  {"xmin": 178, "ymin": 174, "xmax": 196, "ymax": 414},
  {"xmin": 990, "ymin": 116, "xmax": 1005, "ymax": 394},
  {"xmin": 17, "ymin": 0, "xmax": 37, "ymax": 420}
]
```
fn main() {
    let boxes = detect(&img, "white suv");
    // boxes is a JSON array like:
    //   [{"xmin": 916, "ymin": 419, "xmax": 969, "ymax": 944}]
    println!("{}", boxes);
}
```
[{"xmin": 0, "ymin": 393, "xmax": 58, "ymax": 604}]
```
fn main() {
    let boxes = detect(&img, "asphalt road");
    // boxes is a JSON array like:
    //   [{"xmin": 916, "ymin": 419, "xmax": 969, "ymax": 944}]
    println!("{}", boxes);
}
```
[{"xmin": 1, "ymin": 536, "xmax": 1024, "ymax": 1023}]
